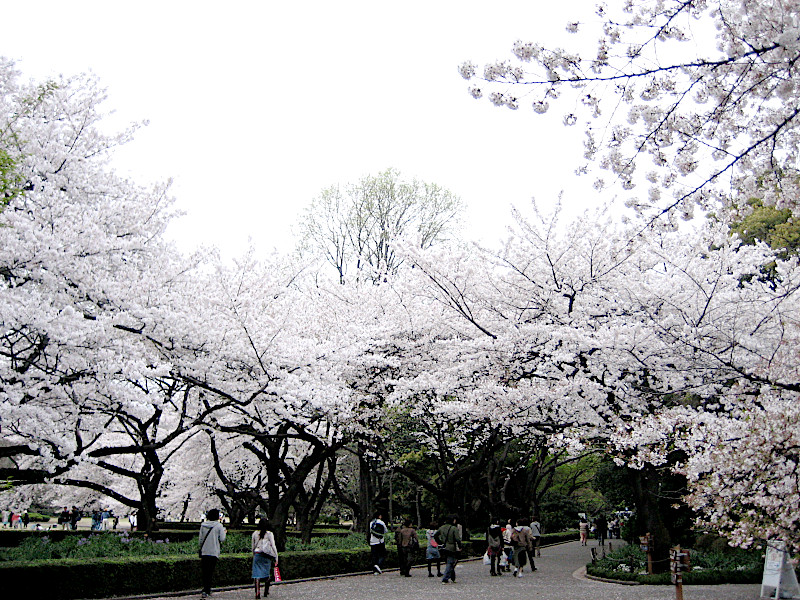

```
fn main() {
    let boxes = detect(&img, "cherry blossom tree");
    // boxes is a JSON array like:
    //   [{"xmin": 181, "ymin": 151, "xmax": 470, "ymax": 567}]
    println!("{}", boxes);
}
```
[
  {"xmin": 459, "ymin": 0, "xmax": 800, "ymax": 223},
  {"xmin": 0, "ymin": 59, "xmax": 235, "ymax": 531},
  {"xmin": 397, "ymin": 198, "xmax": 800, "ymax": 556}
]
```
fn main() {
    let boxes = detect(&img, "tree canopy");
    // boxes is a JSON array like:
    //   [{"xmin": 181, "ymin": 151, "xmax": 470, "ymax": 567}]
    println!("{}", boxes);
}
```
[{"xmin": 459, "ymin": 0, "xmax": 800, "ymax": 224}]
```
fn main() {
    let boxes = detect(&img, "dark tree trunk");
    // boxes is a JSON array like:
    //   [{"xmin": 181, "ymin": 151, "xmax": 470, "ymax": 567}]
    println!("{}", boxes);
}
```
[
  {"xmin": 295, "ymin": 457, "xmax": 335, "ymax": 544},
  {"xmin": 629, "ymin": 466, "xmax": 672, "ymax": 573},
  {"xmin": 358, "ymin": 444, "xmax": 374, "ymax": 539}
]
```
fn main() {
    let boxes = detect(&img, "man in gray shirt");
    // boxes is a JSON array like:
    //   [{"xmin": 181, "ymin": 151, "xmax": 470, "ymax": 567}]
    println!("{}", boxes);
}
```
[{"xmin": 199, "ymin": 509, "xmax": 227, "ymax": 598}]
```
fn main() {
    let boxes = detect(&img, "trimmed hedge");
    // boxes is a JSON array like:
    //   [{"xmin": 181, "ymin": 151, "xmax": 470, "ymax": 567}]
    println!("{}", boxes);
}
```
[
  {"xmin": 586, "ymin": 563, "xmax": 764, "ymax": 585},
  {"xmin": 0, "ymin": 529, "xmax": 197, "ymax": 547},
  {"xmin": 0, "ymin": 529, "xmax": 579, "ymax": 599},
  {"xmin": 0, "ymin": 546, "xmax": 401, "ymax": 600}
]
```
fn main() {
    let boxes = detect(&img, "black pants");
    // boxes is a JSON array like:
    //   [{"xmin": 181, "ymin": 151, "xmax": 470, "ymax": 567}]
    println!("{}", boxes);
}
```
[
  {"xmin": 201, "ymin": 555, "xmax": 218, "ymax": 594},
  {"xmin": 490, "ymin": 551, "xmax": 502, "ymax": 574},
  {"xmin": 370, "ymin": 543, "xmax": 386, "ymax": 571},
  {"xmin": 399, "ymin": 546, "xmax": 413, "ymax": 575}
]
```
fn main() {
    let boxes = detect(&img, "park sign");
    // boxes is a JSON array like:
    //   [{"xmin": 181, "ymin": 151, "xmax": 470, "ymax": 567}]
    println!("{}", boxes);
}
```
[{"xmin": 760, "ymin": 540, "xmax": 800, "ymax": 599}]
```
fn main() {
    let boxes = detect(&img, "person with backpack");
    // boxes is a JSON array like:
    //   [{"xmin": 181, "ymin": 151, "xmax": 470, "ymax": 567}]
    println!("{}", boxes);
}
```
[
  {"xmin": 368, "ymin": 511, "xmax": 388, "ymax": 574},
  {"xmin": 436, "ymin": 514, "xmax": 462, "ymax": 584},
  {"xmin": 511, "ymin": 518, "xmax": 534, "ymax": 577}
]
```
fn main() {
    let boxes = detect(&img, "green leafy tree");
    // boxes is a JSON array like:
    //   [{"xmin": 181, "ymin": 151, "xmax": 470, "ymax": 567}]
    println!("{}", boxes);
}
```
[
  {"xmin": 731, "ymin": 199, "xmax": 800, "ymax": 256},
  {"xmin": 299, "ymin": 168, "xmax": 463, "ymax": 283},
  {"xmin": 0, "ymin": 149, "xmax": 24, "ymax": 206}
]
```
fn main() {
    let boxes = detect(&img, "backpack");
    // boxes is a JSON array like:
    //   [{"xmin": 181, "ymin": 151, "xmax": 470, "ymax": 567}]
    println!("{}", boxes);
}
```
[
  {"xmin": 511, "ymin": 528, "xmax": 522, "ymax": 546},
  {"xmin": 370, "ymin": 520, "xmax": 386, "ymax": 540}
]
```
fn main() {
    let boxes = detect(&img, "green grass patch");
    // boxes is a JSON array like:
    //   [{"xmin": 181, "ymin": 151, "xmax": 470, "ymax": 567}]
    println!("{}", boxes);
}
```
[{"xmin": 0, "ymin": 530, "xmax": 368, "ymax": 561}]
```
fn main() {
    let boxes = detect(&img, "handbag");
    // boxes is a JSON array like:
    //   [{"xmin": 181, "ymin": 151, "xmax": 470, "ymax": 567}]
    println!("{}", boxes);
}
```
[
  {"xmin": 482, "ymin": 551, "xmax": 491, "ymax": 565},
  {"xmin": 273, "ymin": 565, "xmax": 282, "ymax": 582}
]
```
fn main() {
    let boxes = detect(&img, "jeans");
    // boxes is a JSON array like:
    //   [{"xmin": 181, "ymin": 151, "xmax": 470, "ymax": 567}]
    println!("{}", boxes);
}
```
[{"xmin": 441, "ymin": 551, "xmax": 458, "ymax": 582}]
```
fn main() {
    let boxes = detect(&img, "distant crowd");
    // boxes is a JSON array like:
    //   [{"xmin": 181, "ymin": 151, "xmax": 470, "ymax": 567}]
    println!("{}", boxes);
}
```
[{"xmin": 1, "ymin": 506, "xmax": 137, "ymax": 531}]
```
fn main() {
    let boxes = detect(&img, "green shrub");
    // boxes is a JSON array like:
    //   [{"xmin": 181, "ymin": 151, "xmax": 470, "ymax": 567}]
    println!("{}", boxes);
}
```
[
  {"xmin": 587, "ymin": 543, "xmax": 766, "ymax": 585},
  {"xmin": 27, "ymin": 512, "xmax": 51, "ymax": 523},
  {"xmin": 0, "ymin": 546, "xmax": 400, "ymax": 600},
  {"xmin": 0, "ymin": 530, "xmax": 369, "ymax": 562}
]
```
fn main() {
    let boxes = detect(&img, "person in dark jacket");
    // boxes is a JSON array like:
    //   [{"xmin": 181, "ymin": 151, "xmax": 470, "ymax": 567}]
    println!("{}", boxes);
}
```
[
  {"xmin": 595, "ymin": 513, "xmax": 608, "ymax": 546},
  {"xmin": 436, "ymin": 514, "xmax": 462, "ymax": 584},
  {"xmin": 395, "ymin": 518, "xmax": 419, "ymax": 577},
  {"xmin": 486, "ymin": 517, "xmax": 505, "ymax": 576}
]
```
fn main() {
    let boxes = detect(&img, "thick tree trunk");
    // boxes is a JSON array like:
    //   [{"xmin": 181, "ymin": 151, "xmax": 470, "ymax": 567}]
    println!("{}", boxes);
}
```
[{"xmin": 629, "ymin": 466, "xmax": 672, "ymax": 574}]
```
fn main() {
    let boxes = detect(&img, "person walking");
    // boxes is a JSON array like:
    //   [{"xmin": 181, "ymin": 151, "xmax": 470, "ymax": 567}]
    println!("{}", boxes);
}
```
[
  {"xmin": 502, "ymin": 519, "xmax": 514, "ymax": 572},
  {"xmin": 595, "ymin": 513, "xmax": 608, "ymax": 546},
  {"xmin": 425, "ymin": 521, "xmax": 442, "ymax": 578},
  {"xmin": 436, "ymin": 514, "xmax": 462, "ymax": 584},
  {"xmin": 394, "ymin": 518, "xmax": 419, "ymax": 577},
  {"xmin": 368, "ymin": 511, "xmax": 387, "ymax": 575},
  {"xmin": 579, "ymin": 516, "xmax": 589, "ymax": 546},
  {"xmin": 199, "ymin": 508, "xmax": 227, "ymax": 599},
  {"xmin": 251, "ymin": 519, "xmax": 278, "ymax": 598},
  {"xmin": 511, "ymin": 518, "xmax": 533, "ymax": 577},
  {"xmin": 486, "ymin": 517, "xmax": 504, "ymax": 576},
  {"xmin": 69, "ymin": 506, "xmax": 81, "ymax": 530},
  {"xmin": 529, "ymin": 516, "xmax": 541, "ymax": 559}
]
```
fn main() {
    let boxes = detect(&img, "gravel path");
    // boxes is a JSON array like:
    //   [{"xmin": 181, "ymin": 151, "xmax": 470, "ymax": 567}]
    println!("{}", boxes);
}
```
[{"xmin": 108, "ymin": 541, "xmax": 761, "ymax": 600}]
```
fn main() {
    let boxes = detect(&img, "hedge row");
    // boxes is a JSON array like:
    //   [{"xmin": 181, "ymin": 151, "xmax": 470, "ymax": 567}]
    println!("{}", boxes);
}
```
[
  {"xmin": 0, "ymin": 530, "xmax": 579, "ymax": 600},
  {"xmin": 586, "ymin": 564, "xmax": 764, "ymax": 585},
  {"xmin": 0, "ymin": 528, "xmax": 352, "ymax": 547},
  {"xmin": 0, "ymin": 547, "xmax": 401, "ymax": 600}
]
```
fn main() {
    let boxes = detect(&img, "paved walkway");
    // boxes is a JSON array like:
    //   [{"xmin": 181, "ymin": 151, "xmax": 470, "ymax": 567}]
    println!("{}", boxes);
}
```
[{"xmin": 116, "ymin": 541, "xmax": 761, "ymax": 600}]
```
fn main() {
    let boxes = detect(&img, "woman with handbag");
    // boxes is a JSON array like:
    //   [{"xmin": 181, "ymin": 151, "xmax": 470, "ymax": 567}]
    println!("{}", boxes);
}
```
[
  {"xmin": 252, "ymin": 519, "xmax": 279, "ymax": 598},
  {"xmin": 425, "ymin": 521, "xmax": 442, "ymax": 577}
]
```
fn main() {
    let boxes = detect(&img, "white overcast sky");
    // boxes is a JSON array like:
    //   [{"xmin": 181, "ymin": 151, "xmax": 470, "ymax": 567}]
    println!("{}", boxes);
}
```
[{"xmin": 1, "ymin": 0, "xmax": 604, "ymax": 257}]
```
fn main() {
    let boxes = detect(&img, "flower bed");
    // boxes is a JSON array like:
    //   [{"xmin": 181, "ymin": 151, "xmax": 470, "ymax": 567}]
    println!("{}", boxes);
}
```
[{"xmin": 586, "ymin": 543, "xmax": 770, "ymax": 585}]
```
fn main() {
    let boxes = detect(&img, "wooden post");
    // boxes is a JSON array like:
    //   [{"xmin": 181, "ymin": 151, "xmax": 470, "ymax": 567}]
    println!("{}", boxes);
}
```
[
  {"xmin": 671, "ymin": 545, "xmax": 687, "ymax": 600},
  {"xmin": 640, "ymin": 533, "xmax": 654, "ymax": 575}
]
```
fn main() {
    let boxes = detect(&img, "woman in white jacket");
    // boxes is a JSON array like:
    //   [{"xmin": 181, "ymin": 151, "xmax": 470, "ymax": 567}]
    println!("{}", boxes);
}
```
[{"xmin": 252, "ymin": 519, "xmax": 279, "ymax": 598}]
